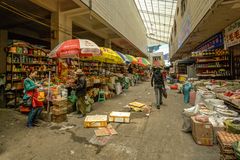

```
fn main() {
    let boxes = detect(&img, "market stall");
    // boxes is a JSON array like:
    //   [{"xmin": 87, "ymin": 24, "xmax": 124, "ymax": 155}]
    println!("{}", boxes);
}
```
[
  {"xmin": 181, "ymin": 79, "xmax": 240, "ymax": 159},
  {"xmin": 5, "ymin": 41, "xmax": 56, "ymax": 107}
]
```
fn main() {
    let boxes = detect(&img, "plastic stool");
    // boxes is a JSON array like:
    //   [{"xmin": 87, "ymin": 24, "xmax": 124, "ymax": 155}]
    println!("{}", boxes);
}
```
[
  {"xmin": 124, "ymin": 77, "xmax": 129, "ymax": 89},
  {"xmin": 98, "ymin": 90, "xmax": 105, "ymax": 102}
]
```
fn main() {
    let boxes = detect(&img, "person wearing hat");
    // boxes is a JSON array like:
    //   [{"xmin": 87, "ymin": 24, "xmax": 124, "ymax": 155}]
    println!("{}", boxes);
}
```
[
  {"xmin": 151, "ymin": 67, "xmax": 165, "ymax": 109},
  {"xmin": 75, "ymin": 69, "xmax": 87, "ymax": 117}
]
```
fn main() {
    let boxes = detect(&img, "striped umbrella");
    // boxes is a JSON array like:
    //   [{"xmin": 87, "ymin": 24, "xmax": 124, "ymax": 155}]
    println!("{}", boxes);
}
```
[
  {"xmin": 49, "ymin": 39, "xmax": 101, "ymax": 58},
  {"xmin": 136, "ymin": 57, "xmax": 151, "ymax": 66},
  {"xmin": 125, "ymin": 54, "xmax": 138, "ymax": 64},
  {"xmin": 116, "ymin": 52, "xmax": 130, "ymax": 64}
]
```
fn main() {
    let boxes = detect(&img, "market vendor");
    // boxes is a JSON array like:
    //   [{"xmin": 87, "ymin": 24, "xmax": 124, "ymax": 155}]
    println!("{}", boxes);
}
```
[
  {"xmin": 75, "ymin": 69, "xmax": 87, "ymax": 118},
  {"xmin": 23, "ymin": 70, "xmax": 44, "ymax": 128}
]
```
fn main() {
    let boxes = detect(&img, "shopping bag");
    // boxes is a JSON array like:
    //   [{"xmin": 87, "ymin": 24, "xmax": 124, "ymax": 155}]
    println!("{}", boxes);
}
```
[
  {"xmin": 23, "ymin": 96, "xmax": 32, "ymax": 107},
  {"xmin": 20, "ymin": 105, "xmax": 31, "ymax": 113},
  {"xmin": 163, "ymin": 89, "xmax": 167, "ymax": 99},
  {"xmin": 37, "ymin": 91, "xmax": 45, "ymax": 102}
]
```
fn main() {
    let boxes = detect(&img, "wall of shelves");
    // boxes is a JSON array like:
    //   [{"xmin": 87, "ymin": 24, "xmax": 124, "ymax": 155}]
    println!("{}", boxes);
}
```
[
  {"xmin": 5, "ymin": 43, "xmax": 56, "ymax": 107},
  {"xmin": 192, "ymin": 49, "xmax": 232, "ymax": 79}
]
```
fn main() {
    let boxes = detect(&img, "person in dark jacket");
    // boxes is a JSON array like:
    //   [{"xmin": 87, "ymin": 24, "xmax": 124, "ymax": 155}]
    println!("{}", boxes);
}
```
[
  {"xmin": 128, "ymin": 64, "xmax": 133, "ymax": 74},
  {"xmin": 151, "ymin": 67, "xmax": 165, "ymax": 109},
  {"xmin": 75, "ymin": 69, "xmax": 87, "ymax": 118}
]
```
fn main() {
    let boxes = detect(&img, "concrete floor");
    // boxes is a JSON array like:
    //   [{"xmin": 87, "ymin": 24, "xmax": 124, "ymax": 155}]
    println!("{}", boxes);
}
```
[{"xmin": 0, "ymin": 81, "xmax": 219, "ymax": 160}]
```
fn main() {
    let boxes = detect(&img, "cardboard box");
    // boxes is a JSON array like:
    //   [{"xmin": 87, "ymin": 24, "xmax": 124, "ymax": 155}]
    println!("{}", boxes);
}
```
[
  {"xmin": 109, "ymin": 111, "xmax": 131, "ymax": 123},
  {"xmin": 191, "ymin": 116, "xmax": 213, "ymax": 146},
  {"xmin": 52, "ymin": 107, "xmax": 68, "ymax": 116},
  {"xmin": 84, "ymin": 115, "xmax": 108, "ymax": 128},
  {"xmin": 129, "ymin": 102, "xmax": 145, "ymax": 108}
]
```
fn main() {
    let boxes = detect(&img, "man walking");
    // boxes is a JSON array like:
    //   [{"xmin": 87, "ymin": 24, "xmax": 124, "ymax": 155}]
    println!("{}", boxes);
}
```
[{"xmin": 151, "ymin": 67, "xmax": 165, "ymax": 109}]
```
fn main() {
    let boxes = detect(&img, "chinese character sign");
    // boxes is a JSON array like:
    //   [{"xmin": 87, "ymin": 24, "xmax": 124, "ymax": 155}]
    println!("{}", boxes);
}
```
[{"xmin": 225, "ymin": 19, "xmax": 240, "ymax": 48}]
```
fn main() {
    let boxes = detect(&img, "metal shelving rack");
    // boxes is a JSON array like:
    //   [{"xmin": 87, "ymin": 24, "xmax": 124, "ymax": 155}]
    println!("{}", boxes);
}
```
[{"xmin": 5, "ymin": 45, "xmax": 56, "ymax": 107}]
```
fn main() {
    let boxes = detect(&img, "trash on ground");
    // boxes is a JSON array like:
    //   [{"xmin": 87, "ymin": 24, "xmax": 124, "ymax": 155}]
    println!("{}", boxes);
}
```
[
  {"xmin": 70, "ymin": 150, "xmax": 75, "ymax": 155},
  {"xmin": 94, "ymin": 124, "xmax": 118, "ymax": 137},
  {"xmin": 84, "ymin": 115, "xmax": 108, "ymax": 128},
  {"xmin": 59, "ymin": 125, "xmax": 75, "ymax": 131},
  {"xmin": 129, "ymin": 102, "xmax": 145, "ymax": 108},
  {"xmin": 109, "ymin": 111, "xmax": 131, "ymax": 123},
  {"xmin": 89, "ymin": 135, "xmax": 112, "ymax": 146}
]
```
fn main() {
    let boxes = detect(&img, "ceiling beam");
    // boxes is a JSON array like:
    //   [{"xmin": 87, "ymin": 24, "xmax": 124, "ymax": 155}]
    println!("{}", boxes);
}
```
[
  {"xmin": 72, "ymin": 16, "xmax": 109, "ymax": 39},
  {"xmin": 108, "ymin": 33, "xmax": 120, "ymax": 39},
  {"xmin": 147, "ymin": 35, "xmax": 168, "ymax": 43},
  {"xmin": 62, "ymin": 8, "xmax": 90, "ymax": 18},
  {"xmin": 144, "ymin": 20, "xmax": 172, "ymax": 27},
  {"xmin": 61, "ymin": 8, "xmax": 82, "ymax": 14},
  {"xmin": 72, "ymin": 0, "xmax": 86, "ymax": 8},
  {"xmin": 139, "ymin": 10, "xmax": 173, "ymax": 17},
  {"xmin": 30, "ymin": 0, "xmax": 58, "ymax": 12},
  {"xmin": 92, "ymin": 24, "xmax": 107, "ymax": 30}
]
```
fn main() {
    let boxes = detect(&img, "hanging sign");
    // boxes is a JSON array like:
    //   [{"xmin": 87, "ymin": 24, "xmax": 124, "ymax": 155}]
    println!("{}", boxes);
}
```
[
  {"xmin": 195, "ymin": 32, "xmax": 224, "ymax": 52},
  {"xmin": 225, "ymin": 18, "xmax": 240, "ymax": 48}
]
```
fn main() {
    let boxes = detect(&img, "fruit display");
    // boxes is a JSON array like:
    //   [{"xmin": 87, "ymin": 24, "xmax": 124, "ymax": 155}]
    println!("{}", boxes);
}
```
[
  {"xmin": 193, "ymin": 49, "xmax": 231, "ymax": 79},
  {"xmin": 224, "ymin": 90, "xmax": 240, "ymax": 99}
]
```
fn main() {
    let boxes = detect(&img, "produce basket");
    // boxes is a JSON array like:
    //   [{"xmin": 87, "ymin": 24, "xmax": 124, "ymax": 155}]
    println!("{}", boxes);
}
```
[{"xmin": 225, "ymin": 120, "xmax": 240, "ymax": 134}]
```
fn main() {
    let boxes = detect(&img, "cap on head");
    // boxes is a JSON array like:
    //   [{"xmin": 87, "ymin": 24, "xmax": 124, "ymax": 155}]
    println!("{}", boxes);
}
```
[{"xmin": 75, "ymin": 69, "xmax": 84, "ymax": 75}]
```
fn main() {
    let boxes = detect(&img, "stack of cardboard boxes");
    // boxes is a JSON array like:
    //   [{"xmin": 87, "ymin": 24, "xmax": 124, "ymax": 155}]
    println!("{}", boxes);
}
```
[{"xmin": 52, "ymin": 99, "xmax": 68, "ymax": 123}]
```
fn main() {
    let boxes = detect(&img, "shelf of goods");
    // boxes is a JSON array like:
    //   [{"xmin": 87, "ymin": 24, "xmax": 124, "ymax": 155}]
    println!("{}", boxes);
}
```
[
  {"xmin": 233, "ymin": 55, "xmax": 240, "ymax": 79},
  {"xmin": 5, "ymin": 44, "xmax": 56, "ymax": 107},
  {"xmin": 192, "ymin": 49, "xmax": 231, "ymax": 79},
  {"xmin": 177, "ymin": 63, "xmax": 187, "ymax": 75}
]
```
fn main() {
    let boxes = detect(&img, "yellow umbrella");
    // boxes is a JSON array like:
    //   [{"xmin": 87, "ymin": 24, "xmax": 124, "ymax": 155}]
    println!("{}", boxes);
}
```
[{"xmin": 83, "ymin": 47, "xmax": 124, "ymax": 64}]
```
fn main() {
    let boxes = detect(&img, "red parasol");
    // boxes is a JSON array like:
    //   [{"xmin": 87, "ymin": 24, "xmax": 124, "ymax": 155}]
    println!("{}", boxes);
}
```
[{"xmin": 49, "ymin": 39, "xmax": 101, "ymax": 58}]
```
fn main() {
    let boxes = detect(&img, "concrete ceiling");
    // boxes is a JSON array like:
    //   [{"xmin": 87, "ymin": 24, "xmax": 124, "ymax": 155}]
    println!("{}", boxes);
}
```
[
  {"xmin": 171, "ymin": 0, "xmax": 240, "ymax": 61},
  {"xmin": 0, "ymin": 0, "xmax": 146, "ymax": 57}
]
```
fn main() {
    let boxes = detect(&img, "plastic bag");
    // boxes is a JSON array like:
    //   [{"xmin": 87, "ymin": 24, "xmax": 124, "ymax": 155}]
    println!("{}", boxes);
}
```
[
  {"xmin": 183, "ymin": 104, "xmax": 199, "ymax": 117},
  {"xmin": 163, "ymin": 89, "xmax": 167, "ymax": 99},
  {"xmin": 182, "ymin": 113, "xmax": 192, "ymax": 132}
]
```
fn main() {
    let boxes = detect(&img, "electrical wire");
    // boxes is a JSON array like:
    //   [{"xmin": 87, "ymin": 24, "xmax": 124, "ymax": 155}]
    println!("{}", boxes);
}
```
[{"xmin": 1, "ymin": 2, "xmax": 47, "ymax": 20}]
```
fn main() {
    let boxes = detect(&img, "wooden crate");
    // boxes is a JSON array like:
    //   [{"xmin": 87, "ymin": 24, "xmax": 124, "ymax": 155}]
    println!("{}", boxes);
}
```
[
  {"xmin": 109, "ymin": 112, "xmax": 131, "ymax": 123},
  {"xmin": 84, "ymin": 115, "xmax": 108, "ymax": 128},
  {"xmin": 217, "ymin": 131, "xmax": 240, "ymax": 153}
]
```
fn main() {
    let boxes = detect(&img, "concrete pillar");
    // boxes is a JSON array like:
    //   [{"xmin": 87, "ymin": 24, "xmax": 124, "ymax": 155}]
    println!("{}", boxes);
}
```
[
  {"xmin": 0, "ymin": 30, "xmax": 8, "ymax": 73},
  {"xmin": 51, "ymin": 10, "xmax": 72, "ymax": 49},
  {"xmin": 104, "ymin": 39, "xmax": 111, "ymax": 48}
]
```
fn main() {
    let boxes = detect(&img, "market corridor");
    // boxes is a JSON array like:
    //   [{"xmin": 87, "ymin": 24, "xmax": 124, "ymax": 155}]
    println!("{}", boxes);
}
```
[{"xmin": 0, "ymin": 81, "xmax": 219, "ymax": 160}]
